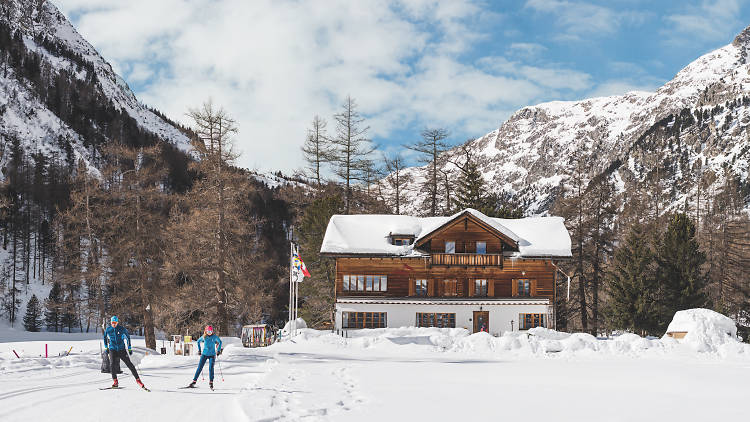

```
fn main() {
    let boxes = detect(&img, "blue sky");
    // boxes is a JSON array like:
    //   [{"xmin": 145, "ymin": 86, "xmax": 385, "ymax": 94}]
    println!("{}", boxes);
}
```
[{"xmin": 55, "ymin": 0, "xmax": 750, "ymax": 172}]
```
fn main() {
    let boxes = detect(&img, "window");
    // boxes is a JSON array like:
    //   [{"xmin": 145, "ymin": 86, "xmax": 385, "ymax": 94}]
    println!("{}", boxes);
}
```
[
  {"xmin": 342, "ymin": 275, "xmax": 387, "ymax": 292},
  {"xmin": 392, "ymin": 237, "xmax": 413, "ymax": 246},
  {"xmin": 445, "ymin": 241, "xmax": 455, "ymax": 254},
  {"xmin": 416, "ymin": 312, "xmax": 456, "ymax": 328},
  {"xmin": 516, "ymin": 279, "xmax": 531, "ymax": 297},
  {"xmin": 343, "ymin": 312, "xmax": 387, "ymax": 329},
  {"xmin": 519, "ymin": 313, "xmax": 546, "ymax": 330},
  {"xmin": 474, "ymin": 279, "xmax": 487, "ymax": 297},
  {"xmin": 442, "ymin": 279, "xmax": 457, "ymax": 296},
  {"xmin": 476, "ymin": 241, "xmax": 487, "ymax": 254},
  {"xmin": 415, "ymin": 279, "xmax": 428, "ymax": 296}
]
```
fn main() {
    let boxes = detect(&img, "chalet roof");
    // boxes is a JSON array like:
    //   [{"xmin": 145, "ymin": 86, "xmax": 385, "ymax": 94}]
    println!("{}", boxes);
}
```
[{"xmin": 320, "ymin": 208, "xmax": 572, "ymax": 258}]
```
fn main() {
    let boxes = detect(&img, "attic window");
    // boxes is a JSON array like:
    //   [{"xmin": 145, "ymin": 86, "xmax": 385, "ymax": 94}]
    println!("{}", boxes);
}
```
[{"xmin": 391, "ymin": 235, "xmax": 414, "ymax": 246}]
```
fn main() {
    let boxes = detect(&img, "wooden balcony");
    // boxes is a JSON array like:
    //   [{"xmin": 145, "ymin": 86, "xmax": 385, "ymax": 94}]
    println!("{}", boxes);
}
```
[{"xmin": 430, "ymin": 253, "xmax": 503, "ymax": 267}]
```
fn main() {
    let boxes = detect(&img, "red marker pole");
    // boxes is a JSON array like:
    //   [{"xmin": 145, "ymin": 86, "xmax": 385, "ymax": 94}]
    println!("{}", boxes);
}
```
[
  {"xmin": 13, "ymin": 350, "xmax": 20, "ymax": 358},
  {"xmin": 45, "ymin": 344, "xmax": 48, "ymax": 358}
]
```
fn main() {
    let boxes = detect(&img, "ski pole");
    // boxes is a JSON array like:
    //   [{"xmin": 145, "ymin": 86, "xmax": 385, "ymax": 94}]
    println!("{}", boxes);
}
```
[{"xmin": 217, "ymin": 356, "xmax": 224, "ymax": 382}]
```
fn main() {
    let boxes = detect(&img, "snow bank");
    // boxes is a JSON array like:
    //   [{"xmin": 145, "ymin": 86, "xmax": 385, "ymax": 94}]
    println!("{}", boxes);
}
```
[
  {"xmin": 273, "ymin": 310, "xmax": 750, "ymax": 359},
  {"xmin": 664, "ymin": 308, "xmax": 740, "ymax": 353},
  {"xmin": 281, "ymin": 318, "xmax": 308, "ymax": 335}
]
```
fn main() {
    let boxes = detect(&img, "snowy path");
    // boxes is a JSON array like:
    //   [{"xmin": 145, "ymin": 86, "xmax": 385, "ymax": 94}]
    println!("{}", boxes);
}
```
[{"xmin": 1, "ymin": 331, "xmax": 749, "ymax": 422}]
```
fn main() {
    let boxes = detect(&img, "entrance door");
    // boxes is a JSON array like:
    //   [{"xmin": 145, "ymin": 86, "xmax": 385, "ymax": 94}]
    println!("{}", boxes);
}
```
[{"xmin": 473, "ymin": 311, "xmax": 489, "ymax": 333}]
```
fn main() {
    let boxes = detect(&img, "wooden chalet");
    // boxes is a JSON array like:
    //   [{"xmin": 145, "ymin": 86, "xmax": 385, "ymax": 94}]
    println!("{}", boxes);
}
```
[{"xmin": 320, "ymin": 208, "xmax": 572, "ymax": 335}]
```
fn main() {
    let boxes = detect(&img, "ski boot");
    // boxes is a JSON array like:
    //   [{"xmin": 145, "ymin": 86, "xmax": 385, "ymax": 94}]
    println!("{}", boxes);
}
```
[
  {"xmin": 188, "ymin": 380, "xmax": 197, "ymax": 388},
  {"xmin": 112, "ymin": 379, "xmax": 119, "ymax": 388},
  {"xmin": 136, "ymin": 378, "xmax": 150, "ymax": 391},
  {"xmin": 209, "ymin": 381, "xmax": 214, "ymax": 390}
]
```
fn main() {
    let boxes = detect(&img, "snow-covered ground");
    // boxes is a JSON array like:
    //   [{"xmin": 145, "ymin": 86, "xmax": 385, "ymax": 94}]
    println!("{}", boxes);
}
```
[{"xmin": 1, "ymin": 312, "xmax": 749, "ymax": 422}]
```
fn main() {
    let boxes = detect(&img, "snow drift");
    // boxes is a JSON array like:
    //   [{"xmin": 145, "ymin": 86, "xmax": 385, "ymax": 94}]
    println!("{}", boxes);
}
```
[
  {"xmin": 663, "ymin": 308, "xmax": 740, "ymax": 353},
  {"xmin": 279, "ymin": 309, "xmax": 749, "ymax": 358}
]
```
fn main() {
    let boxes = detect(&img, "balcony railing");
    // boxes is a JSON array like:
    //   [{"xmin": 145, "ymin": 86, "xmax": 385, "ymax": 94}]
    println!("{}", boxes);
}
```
[{"xmin": 430, "ymin": 253, "xmax": 503, "ymax": 267}]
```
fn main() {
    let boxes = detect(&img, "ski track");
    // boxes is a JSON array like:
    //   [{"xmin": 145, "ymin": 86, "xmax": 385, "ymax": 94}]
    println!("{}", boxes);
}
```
[{"xmin": 0, "ymin": 343, "xmax": 365, "ymax": 422}]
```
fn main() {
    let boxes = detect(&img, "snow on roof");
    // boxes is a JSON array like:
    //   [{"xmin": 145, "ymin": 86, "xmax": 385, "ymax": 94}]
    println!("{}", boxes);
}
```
[
  {"xmin": 415, "ymin": 208, "xmax": 520, "ymax": 244},
  {"xmin": 320, "ymin": 208, "xmax": 572, "ymax": 258}
]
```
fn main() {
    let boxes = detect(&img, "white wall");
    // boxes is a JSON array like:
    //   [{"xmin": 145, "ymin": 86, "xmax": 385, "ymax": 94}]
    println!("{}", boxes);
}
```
[{"xmin": 335, "ymin": 302, "xmax": 551, "ymax": 336}]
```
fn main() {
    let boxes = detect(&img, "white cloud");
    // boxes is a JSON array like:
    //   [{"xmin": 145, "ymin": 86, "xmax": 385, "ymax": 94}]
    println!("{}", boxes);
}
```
[
  {"xmin": 54, "ymin": 0, "xmax": 601, "ymax": 172},
  {"xmin": 663, "ymin": 0, "xmax": 743, "ymax": 45},
  {"xmin": 508, "ymin": 42, "xmax": 547, "ymax": 58},
  {"xmin": 525, "ymin": 0, "xmax": 648, "ymax": 39}
]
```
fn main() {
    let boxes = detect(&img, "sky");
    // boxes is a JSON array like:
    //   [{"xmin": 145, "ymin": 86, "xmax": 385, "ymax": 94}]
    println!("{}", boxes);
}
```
[{"xmin": 53, "ymin": 0, "xmax": 750, "ymax": 173}]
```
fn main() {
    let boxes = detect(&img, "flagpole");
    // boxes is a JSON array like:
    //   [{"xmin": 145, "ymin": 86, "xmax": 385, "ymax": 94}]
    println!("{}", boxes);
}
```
[{"xmin": 288, "ymin": 237, "xmax": 294, "ymax": 337}]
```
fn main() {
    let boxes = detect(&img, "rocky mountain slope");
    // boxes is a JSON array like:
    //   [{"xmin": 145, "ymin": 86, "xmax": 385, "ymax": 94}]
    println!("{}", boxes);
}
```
[
  {"xmin": 396, "ymin": 26, "xmax": 750, "ymax": 217},
  {"xmin": 0, "ymin": 0, "xmax": 190, "ymax": 173}
]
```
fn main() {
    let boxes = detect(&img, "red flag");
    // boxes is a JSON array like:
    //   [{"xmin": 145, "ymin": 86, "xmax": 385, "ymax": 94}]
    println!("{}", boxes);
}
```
[{"xmin": 294, "ymin": 253, "xmax": 311, "ymax": 277}]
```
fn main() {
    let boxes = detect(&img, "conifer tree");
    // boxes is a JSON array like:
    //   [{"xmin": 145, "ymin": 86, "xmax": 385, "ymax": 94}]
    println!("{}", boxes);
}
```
[
  {"xmin": 329, "ymin": 96, "xmax": 374, "ymax": 214},
  {"xmin": 656, "ymin": 213, "xmax": 708, "ymax": 325},
  {"xmin": 301, "ymin": 115, "xmax": 332, "ymax": 187},
  {"xmin": 606, "ymin": 222, "xmax": 660, "ymax": 335},
  {"xmin": 166, "ymin": 100, "xmax": 271, "ymax": 336},
  {"xmin": 451, "ymin": 144, "xmax": 485, "ymax": 211},
  {"xmin": 297, "ymin": 195, "xmax": 344, "ymax": 327},
  {"xmin": 406, "ymin": 128, "xmax": 450, "ymax": 216},
  {"xmin": 96, "ymin": 144, "xmax": 170, "ymax": 347},
  {"xmin": 23, "ymin": 294, "xmax": 42, "ymax": 331},
  {"xmin": 44, "ymin": 281, "xmax": 63, "ymax": 332},
  {"xmin": 382, "ymin": 153, "xmax": 411, "ymax": 215}
]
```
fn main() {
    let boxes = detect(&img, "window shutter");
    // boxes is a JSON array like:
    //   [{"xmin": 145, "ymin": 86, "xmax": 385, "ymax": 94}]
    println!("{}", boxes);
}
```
[
  {"xmin": 468, "ymin": 279, "xmax": 475, "ymax": 297},
  {"xmin": 488, "ymin": 280, "xmax": 495, "ymax": 297},
  {"xmin": 512, "ymin": 279, "xmax": 518, "ymax": 297},
  {"xmin": 428, "ymin": 279, "xmax": 435, "ymax": 296},
  {"xmin": 409, "ymin": 278, "xmax": 415, "ymax": 296},
  {"xmin": 531, "ymin": 279, "xmax": 537, "ymax": 297}
]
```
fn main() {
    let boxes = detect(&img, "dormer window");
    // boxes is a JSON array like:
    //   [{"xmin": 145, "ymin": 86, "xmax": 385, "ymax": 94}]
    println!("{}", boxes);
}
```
[{"xmin": 391, "ymin": 234, "xmax": 414, "ymax": 246}]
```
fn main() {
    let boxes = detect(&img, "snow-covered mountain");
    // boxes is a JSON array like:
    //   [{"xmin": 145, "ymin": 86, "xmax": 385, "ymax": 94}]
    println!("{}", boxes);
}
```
[
  {"xmin": 396, "ymin": 26, "xmax": 750, "ymax": 216},
  {"xmin": 0, "ymin": 0, "xmax": 190, "ymax": 171}
]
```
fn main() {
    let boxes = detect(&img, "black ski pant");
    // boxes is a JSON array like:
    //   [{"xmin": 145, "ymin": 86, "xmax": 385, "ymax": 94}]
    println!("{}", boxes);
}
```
[{"xmin": 109, "ymin": 349, "xmax": 139, "ymax": 380}]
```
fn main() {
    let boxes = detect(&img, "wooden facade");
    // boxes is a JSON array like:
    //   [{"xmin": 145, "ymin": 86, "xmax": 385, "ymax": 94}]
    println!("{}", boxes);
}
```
[
  {"xmin": 326, "ymin": 210, "xmax": 569, "ymax": 333},
  {"xmin": 335, "ymin": 256, "xmax": 555, "ymax": 300},
  {"xmin": 333, "ymin": 214, "xmax": 556, "ymax": 301}
]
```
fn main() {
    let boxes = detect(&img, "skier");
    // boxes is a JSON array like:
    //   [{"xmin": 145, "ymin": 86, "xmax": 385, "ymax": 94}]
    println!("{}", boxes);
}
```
[
  {"xmin": 103, "ymin": 315, "xmax": 148, "ymax": 390},
  {"xmin": 186, "ymin": 325, "xmax": 223, "ymax": 390}
]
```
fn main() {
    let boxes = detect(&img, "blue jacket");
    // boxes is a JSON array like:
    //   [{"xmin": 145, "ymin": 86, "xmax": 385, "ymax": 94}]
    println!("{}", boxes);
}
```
[
  {"xmin": 103, "ymin": 325, "xmax": 131, "ymax": 351},
  {"xmin": 197, "ymin": 334, "xmax": 222, "ymax": 356}
]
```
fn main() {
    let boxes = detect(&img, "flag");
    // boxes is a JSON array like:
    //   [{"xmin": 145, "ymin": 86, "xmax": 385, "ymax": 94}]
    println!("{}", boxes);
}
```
[{"xmin": 292, "ymin": 247, "xmax": 311, "ymax": 278}]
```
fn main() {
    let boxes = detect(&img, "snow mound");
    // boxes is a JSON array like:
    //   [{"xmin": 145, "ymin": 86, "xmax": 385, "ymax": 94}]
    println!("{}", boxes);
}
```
[
  {"xmin": 272, "ymin": 311, "xmax": 750, "ymax": 358},
  {"xmin": 281, "ymin": 318, "xmax": 308, "ymax": 335},
  {"xmin": 664, "ymin": 308, "xmax": 739, "ymax": 352}
]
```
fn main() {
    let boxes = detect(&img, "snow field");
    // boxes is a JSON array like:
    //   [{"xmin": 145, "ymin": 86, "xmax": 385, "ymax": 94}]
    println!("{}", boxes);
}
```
[{"xmin": 1, "ymin": 310, "xmax": 749, "ymax": 422}]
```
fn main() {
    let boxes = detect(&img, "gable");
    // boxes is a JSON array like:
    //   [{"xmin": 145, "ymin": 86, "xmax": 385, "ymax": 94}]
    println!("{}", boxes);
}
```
[{"xmin": 414, "ymin": 211, "xmax": 519, "ymax": 251}]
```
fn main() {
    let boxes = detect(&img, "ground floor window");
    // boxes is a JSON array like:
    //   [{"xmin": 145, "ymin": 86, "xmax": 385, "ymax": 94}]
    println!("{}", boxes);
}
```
[
  {"xmin": 342, "ymin": 312, "xmax": 387, "ymax": 329},
  {"xmin": 416, "ymin": 312, "xmax": 456, "ymax": 328},
  {"xmin": 519, "ymin": 313, "xmax": 546, "ymax": 330}
]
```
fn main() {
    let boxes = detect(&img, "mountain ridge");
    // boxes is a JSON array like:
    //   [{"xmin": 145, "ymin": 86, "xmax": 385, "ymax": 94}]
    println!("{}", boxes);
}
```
[
  {"xmin": 0, "ymin": 0, "xmax": 190, "ymax": 175},
  {"xmin": 393, "ymin": 25, "xmax": 750, "ymax": 217}
]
